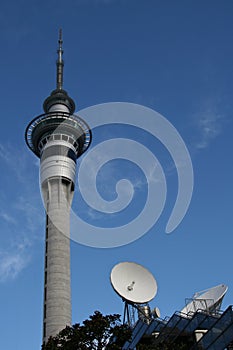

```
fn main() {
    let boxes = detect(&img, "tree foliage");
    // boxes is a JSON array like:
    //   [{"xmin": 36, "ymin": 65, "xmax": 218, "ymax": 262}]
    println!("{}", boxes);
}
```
[{"xmin": 42, "ymin": 311, "xmax": 131, "ymax": 350}]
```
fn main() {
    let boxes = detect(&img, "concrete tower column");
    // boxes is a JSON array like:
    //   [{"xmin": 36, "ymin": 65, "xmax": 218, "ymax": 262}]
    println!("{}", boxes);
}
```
[{"xmin": 42, "ymin": 177, "xmax": 73, "ymax": 342}]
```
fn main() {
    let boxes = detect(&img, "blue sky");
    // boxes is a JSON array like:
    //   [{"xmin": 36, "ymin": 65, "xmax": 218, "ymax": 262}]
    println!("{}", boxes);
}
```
[{"xmin": 0, "ymin": 0, "xmax": 233, "ymax": 349}]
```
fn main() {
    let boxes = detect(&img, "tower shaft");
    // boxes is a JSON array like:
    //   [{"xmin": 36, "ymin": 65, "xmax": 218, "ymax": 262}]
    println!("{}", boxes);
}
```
[{"xmin": 42, "ymin": 177, "xmax": 74, "ymax": 342}]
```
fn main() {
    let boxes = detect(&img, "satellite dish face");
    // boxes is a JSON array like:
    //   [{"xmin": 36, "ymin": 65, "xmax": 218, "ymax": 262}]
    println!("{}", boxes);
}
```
[
  {"xmin": 181, "ymin": 284, "xmax": 228, "ymax": 315},
  {"xmin": 110, "ymin": 262, "xmax": 157, "ymax": 304},
  {"xmin": 152, "ymin": 306, "xmax": 161, "ymax": 318}
]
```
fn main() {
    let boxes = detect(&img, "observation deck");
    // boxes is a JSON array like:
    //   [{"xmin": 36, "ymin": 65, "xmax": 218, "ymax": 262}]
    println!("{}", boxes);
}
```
[{"xmin": 25, "ymin": 111, "xmax": 92, "ymax": 158}]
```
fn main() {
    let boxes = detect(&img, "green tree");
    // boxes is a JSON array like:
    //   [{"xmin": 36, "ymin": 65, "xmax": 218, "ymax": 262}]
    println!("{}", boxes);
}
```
[{"xmin": 42, "ymin": 311, "xmax": 131, "ymax": 350}]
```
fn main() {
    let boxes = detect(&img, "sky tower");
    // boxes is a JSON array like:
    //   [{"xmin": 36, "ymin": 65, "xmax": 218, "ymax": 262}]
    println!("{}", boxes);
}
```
[{"xmin": 25, "ymin": 30, "xmax": 92, "ymax": 344}]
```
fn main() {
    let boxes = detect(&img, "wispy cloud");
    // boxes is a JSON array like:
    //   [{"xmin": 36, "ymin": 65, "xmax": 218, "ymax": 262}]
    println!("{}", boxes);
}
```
[
  {"xmin": 0, "ymin": 231, "xmax": 33, "ymax": 283},
  {"xmin": 0, "ymin": 243, "xmax": 31, "ymax": 282},
  {"xmin": 0, "ymin": 142, "xmax": 43, "ymax": 282},
  {"xmin": 86, "ymin": 207, "xmax": 104, "ymax": 220},
  {"xmin": 14, "ymin": 196, "xmax": 44, "ymax": 233},
  {"xmin": 0, "ymin": 142, "xmax": 43, "ymax": 230},
  {"xmin": 0, "ymin": 211, "xmax": 17, "ymax": 225},
  {"xmin": 0, "ymin": 142, "xmax": 32, "ymax": 183},
  {"xmin": 193, "ymin": 107, "xmax": 224, "ymax": 150}
]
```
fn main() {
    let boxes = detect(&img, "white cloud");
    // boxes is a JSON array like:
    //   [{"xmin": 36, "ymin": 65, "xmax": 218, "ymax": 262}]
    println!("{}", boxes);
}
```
[
  {"xmin": 0, "ymin": 144, "xmax": 11, "ymax": 164},
  {"xmin": 194, "ymin": 109, "xmax": 224, "ymax": 150},
  {"xmin": 14, "ymin": 196, "xmax": 44, "ymax": 233},
  {"xmin": 0, "ymin": 142, "xmax": 43, "ymax": 283},
  {"xmin": 0, "ymin": 234, "xmax": 32, "ymax": 282},
  {"xmin": 0, "ymin": 142, "xmax": 43, "ymax": 232},
  {"xmin": 0, "ymin": 142, "xmax": 31, "ymax": 183},
  {"xmin": 0, "ymin": 250, "xmax": 30, "ymax": 282},
  {"xmin": 86, "ymin": 207, "xmax": 104, "ymax": 220},
  {"xmin": 197, "ymin": 115, "xmax": 221, "ymax": 149},
  {"xmin": 0, "ymin": 211, "xmax": 17, "ymax": 225}
]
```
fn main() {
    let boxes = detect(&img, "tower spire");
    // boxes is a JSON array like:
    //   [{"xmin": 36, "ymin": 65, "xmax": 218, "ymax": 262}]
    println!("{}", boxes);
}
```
[
  {"xmin": 56, "ymin": 29, "xmax": 64, "ymax": 90},
  {"xmin": 43, "ymin": 29, "xmax": 75, "ymax": 114}
]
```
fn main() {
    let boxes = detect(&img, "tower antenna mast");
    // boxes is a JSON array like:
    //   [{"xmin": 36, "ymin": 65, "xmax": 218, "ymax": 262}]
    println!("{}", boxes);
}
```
[{"xmin": 57, "ymin": 28, "xmax": 64, "ymax": 90}]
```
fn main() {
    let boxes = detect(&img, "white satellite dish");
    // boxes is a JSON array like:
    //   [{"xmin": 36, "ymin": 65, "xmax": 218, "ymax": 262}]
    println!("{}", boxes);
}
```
[
  {"xmin": 152, "ymin": 306, "xmax": 161, "ymax": 318},
  {"xmin": 110, "ymin": 262, "xmax": 157, "ymax": 304},
  {"xmin": 181, "ymin": 284, "xmax": 228, "ymax": 315}
]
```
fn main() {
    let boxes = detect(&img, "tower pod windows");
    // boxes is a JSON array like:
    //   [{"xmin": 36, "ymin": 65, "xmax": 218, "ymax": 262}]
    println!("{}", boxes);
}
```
[{"xmin": 41, "ymin": 145, "xmax": 76, "ymax": 163}]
